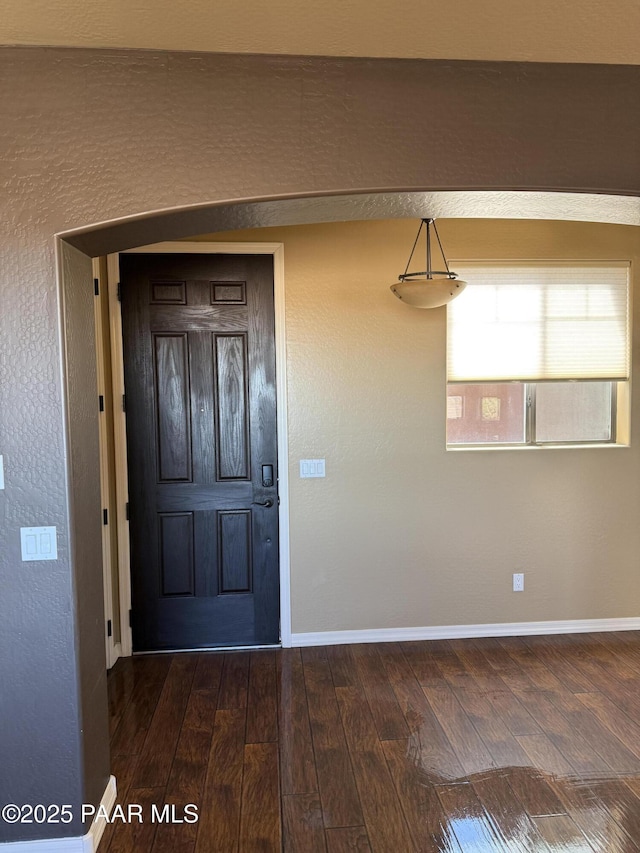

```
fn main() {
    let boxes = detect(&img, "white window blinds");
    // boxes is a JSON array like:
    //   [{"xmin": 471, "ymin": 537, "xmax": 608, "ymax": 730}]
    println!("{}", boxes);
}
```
[{"xmin": 447, "ymin": 262, "xmax": 630, "ymax": 382}]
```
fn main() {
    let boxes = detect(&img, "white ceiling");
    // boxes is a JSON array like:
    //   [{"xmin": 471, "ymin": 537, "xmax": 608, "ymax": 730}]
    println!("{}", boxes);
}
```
[{"xmin": 2, "ymin": 0, "xmax": 640, "ymax": 65}]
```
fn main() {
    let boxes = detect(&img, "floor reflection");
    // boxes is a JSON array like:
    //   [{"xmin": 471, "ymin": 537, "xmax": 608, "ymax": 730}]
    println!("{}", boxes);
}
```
[{"xmin": 388, "ymin": 635, "xmax": 640, "ymax": 850}]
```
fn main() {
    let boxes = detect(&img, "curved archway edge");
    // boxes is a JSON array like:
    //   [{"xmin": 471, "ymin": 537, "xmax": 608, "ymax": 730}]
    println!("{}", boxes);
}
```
[{"xmin": 63, "ymin": 190, "xmax": 640, "ymax": 258}]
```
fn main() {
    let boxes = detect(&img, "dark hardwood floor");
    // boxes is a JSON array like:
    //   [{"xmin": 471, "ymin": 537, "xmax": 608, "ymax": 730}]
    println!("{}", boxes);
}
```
[{"xmin": 104, "ymin": 632, "xmax": 640, "ymax": 852}]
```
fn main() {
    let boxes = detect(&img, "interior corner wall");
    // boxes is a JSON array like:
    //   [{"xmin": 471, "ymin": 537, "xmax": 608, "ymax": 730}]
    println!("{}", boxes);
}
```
[{"xmin": 1, "ymin": 45, "xmax": 640, "ymax": 843}]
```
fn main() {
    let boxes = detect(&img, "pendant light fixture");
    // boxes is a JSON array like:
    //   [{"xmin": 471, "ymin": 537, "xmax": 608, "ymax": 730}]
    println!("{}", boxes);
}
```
[{"xmin": 390, "ymin": 218, "xmax": 467, "ymax": 308}]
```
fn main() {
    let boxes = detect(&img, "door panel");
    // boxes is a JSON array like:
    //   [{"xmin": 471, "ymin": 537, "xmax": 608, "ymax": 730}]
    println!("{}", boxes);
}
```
[
  {"xmin": 154, "ymin": 333, "xmax": 192, "ymax": 482},
  {"xmin": 215, "ymin": 334, "xmax": 250, "ymax": 479},
  {"xmin": 218, "ymin": 510, "xmax": 252, "ymax": 593},
  {"xmin": 120, "ymin": 253, "xmax": 279, "ymax": 651},
  {"xmin": 159, "ymin": 512, "xmax": 195, "ymax": 596}
]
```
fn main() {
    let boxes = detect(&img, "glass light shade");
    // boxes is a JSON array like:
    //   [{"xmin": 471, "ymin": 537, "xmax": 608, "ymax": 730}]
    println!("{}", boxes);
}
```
[{"xmin": 390, "ymin": 276, "xmax": 467, "ymax": 309}]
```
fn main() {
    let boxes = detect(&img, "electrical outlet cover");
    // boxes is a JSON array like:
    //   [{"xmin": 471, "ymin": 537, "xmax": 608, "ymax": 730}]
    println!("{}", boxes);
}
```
[{"xmin": 513, "ymin": 572, "xmax": 525, "ymax": 592}]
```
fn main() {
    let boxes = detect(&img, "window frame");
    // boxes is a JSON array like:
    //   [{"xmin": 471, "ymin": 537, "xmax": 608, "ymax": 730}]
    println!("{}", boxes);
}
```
[{"xmin": 445, "ymin": 259, "xmax": 631, "ymax": 450}]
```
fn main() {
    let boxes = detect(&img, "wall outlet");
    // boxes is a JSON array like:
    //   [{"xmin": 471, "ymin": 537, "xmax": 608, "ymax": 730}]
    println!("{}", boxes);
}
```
[{"xmin": 513, "ymin": 572, "xmax": 525, "ymax": 592}]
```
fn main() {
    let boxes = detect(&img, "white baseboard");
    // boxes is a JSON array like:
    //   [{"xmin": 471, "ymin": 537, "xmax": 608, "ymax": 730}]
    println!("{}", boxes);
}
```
[
  {"xmin": 291, "ymin": 617, "xmax": 640, "ymax": 647},
  {"xmin": 84, "ymin": 775, "xmax": 116, "ymax": 853},
  {"xmin": 0, "ymin": 776, "xmax": 117, "ymax": 853}
]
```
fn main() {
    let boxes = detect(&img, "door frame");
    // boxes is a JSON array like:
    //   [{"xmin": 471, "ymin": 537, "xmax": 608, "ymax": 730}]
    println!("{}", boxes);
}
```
[
  {"xmin": 92, "ymin": 257, "xmax": 121, "ymax": 668},
  {"xmin": 106, "ymin": 241, "xmax": 291, "ymax": 657}
]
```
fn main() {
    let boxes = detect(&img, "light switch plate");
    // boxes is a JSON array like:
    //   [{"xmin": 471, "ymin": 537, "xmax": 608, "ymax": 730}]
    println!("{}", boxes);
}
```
[
  {"xmin": 21, "ymin": 527, "xmax": 58, "ymax": 561},
  {"xmin": 300, "ymin": 459, "xmax": 326, "ymax": 478},
  {"xmin": 0, "ymin": 455, "xmax": 4, "ymax": 490}
]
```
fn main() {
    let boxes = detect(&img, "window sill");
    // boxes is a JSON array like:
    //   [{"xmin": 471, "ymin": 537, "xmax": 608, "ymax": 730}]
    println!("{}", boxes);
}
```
[{"xmin": 446, "ymin": 442, "xmax": 630, "ymax": 452}]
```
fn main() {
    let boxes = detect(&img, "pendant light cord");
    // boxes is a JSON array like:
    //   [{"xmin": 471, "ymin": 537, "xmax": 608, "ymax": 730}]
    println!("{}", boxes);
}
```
[
  {"xmin": 402, "ymin": 219, "xmax": 426, "ymax": 279},
  {"xmin": 432, "ymin": 220, "xmax": 451, "ymax": 275}
]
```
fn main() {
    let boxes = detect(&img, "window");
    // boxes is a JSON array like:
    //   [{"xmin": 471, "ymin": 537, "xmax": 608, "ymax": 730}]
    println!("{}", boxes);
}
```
[{"xmin": 446, "ymin": 262, "xmax": 630, "ymax": 447}]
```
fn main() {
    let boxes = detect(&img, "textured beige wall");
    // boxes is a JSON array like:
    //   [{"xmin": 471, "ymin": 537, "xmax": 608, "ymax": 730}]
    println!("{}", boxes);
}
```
[
  {"xmin": 193, "ymin": 219, "xmax": 640, "ymax": 633},
  {"xmin": 3, "ymin": 0, "xmax": 640, "ymax": 65}
]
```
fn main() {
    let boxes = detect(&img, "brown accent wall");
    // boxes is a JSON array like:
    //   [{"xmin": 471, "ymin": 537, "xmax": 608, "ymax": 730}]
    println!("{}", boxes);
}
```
[{"xmin": 0, "ymin": 46, "xmax": 639, "ymax": 842}]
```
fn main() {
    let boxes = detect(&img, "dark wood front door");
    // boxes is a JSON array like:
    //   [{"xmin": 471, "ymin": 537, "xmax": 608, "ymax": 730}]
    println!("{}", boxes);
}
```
[{"xmin": 120, "ymin": 253, "xmax": 279, "ymax": 651}]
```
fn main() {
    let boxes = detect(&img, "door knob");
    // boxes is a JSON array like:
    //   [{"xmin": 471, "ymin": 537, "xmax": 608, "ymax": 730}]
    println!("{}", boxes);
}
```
[{"xmin": 252, "ymin": 499, "xmax": 273, "ymax": 508}]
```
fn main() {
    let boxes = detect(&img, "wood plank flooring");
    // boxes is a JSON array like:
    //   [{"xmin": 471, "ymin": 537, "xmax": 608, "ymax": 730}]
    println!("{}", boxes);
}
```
[{"xmin": 104, "ymin": 632, "xmax": 640, "ymax": 852}]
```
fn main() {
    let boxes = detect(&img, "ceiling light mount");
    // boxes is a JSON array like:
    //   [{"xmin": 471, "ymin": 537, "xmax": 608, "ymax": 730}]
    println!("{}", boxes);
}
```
[{"xmin": 390, "ymin": 218, "xmax": 467, "ymax": 308}]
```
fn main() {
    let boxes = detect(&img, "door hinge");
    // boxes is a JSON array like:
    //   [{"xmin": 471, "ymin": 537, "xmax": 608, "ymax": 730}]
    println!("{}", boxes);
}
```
[
  {"xmin": 103, "ymin": 508, "xmax": 108, "ymax": 525},
  {"xmin": 107, "ymin": 619, "xmax": 112, "ymax": 638},
  {"xmin": 94, "ymin": 278, "xmax": 100, "ymax": 296},
  {"xmin": 125, "ymin": 501, "xmax": 130, "ymax": 521},
  {"xmin": 99, "ymin": 394, "xmax": 104, "ymax": 412},
  {"xmin": 117, "ymin": 282, "xmax": 122, "ymax": 302}
]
